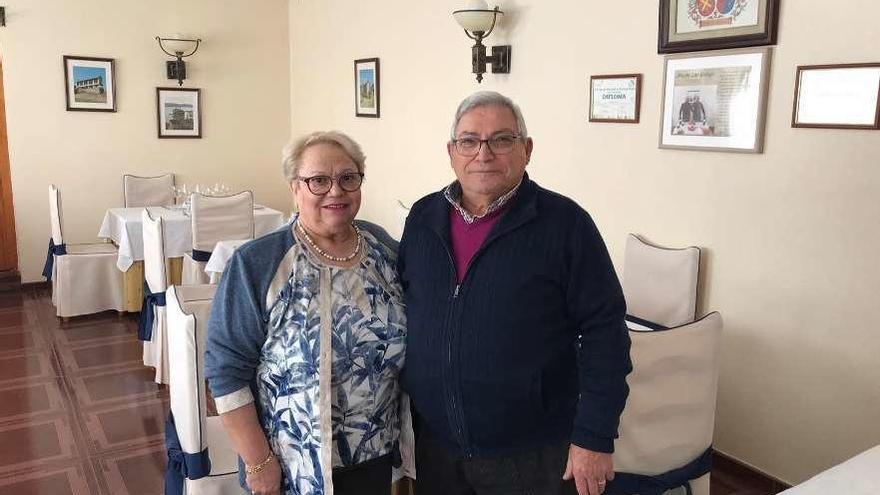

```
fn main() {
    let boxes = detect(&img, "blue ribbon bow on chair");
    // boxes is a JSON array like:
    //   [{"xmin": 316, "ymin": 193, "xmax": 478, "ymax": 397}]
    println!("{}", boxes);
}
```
[
  {"xmin": 42, "ymin": 238, "xmax": 67, "ymax": 281},
  {"xmin": 138, "ymin": 281, "xmax": 166, "ymax": 341},
  {"xmin": 604, "ymin": 447, "xmax": 712, "ymax": 495},
  {"xmin": 165, "ymin": 411, "xmax": 212, "ymax": 495},
  {"xmin": 191, "ymin": 249, "xmax": 212, "ymax": 262}
]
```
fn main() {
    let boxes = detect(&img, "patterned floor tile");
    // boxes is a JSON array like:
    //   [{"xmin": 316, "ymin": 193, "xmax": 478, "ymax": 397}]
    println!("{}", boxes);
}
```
[
  {"xmin": 0, "ymin": 465, "xmax": 91, "ymax": 495},
  {"xmin": 0, "ymin": 417, "xmax": 77, "ymax": 473},
  {"xmin": 0, "ymin": 330, "xmax": 42, "ymax": 354},
  {"xmin": 56, "ymin": 341, "xmax": 143, "ymax": 376},
  {"xmin": 69, "ymin": 367, "xmax": 164, "ymax": 409},
  {"xmin": 0, "ymin": 308, "xmax": 37, "ymax": 331},
  {"xmin": 52, "ymin": 320, "xmax": 135, "ymax": 348},
  {"xmin": 0, "ymin": 352, "xmax": 54, "ymax": 385},
  {"xmin": 95, "ymin": 444, "xmax": 166, "ymax": 495},
  {"xmin": 0, "ymin": 381, "xmax": 66, "ymax": 424},
  {"xmin": 82, "ymin": 399, "xmax": 169, "ymax": 453}
]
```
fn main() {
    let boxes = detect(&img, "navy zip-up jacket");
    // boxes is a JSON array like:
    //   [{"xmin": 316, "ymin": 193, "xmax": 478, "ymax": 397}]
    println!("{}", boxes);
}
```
[{"xmin": 399, "ymin": 174, "xmax": 632, "ymax": 456}]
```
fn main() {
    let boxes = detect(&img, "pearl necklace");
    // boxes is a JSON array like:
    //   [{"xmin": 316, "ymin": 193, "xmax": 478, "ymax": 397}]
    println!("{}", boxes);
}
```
[{"xmin": 297, "ymin": 222, "xmax": 362, "ymax": 262}]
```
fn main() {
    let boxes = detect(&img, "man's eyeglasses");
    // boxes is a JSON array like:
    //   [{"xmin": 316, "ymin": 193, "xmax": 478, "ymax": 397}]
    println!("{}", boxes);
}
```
[
  {"xmin": 296, "ymin": 172, "xmax": 364, "ymax": 195},
  {"xmin": 452, "ymin": 134, "xmax": 522, "ymax": 157}
]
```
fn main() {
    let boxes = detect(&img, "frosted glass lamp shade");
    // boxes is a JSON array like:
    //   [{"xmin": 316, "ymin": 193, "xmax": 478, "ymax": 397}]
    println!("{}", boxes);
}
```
[
  {"xmin": 453, "ymin": 1, "xmax": 501, "ymax": 33},
  {"xmin": 158, "ymin": 35, "xmax": 200, "ymax": 56}
]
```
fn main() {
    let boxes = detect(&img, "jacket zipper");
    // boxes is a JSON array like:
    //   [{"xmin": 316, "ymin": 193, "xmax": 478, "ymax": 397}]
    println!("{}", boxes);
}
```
[
  {"xmin": 435, "ymin": 235, "xmax": 468, "ymax": 455},
  {"xmin": 432, "ymin": 224, "xmax": 512, "ymax": 459}
]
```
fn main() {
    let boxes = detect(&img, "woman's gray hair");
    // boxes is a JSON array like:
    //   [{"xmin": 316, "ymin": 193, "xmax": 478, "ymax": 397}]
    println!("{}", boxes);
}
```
[
  {"xmin": 449, "ymin": 91, "xmax": 529, "ymax": 140},
  {"xmin": 282, "ymin": 130, "xmax": 366, "ymax": 182}
]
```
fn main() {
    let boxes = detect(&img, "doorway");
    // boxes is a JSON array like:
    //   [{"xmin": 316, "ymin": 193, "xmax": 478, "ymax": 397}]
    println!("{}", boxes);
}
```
[{"xmin": 0, "ymin": 60, "xmax": 19, "ymax": 277}]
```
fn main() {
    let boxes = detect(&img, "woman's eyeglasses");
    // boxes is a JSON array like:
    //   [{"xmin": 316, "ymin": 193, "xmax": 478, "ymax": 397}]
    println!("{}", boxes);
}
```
[{"xmin": 297, "ymin": 172, "xmax": 364, "ymax": 195}]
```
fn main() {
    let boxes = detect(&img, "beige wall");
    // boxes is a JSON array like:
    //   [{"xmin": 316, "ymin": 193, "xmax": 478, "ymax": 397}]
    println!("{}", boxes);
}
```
[
  {"xmin": 0, "ymin": 0, "xmax": 291, "ymax": 282},
  {"xmin": 290, "ymin": 0, "xmax": 880, "ymax": 485}
]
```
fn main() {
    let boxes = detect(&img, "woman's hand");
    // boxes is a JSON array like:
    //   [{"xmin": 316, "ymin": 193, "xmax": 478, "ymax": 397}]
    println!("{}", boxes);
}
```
[{"xmin": 245, "ymin": 455, "xmax": 282, "ymax": 495}]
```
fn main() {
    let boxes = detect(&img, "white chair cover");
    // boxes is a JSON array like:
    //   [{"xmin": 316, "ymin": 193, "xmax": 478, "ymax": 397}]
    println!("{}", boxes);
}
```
[
  {"xmin": 49, "ymin": 186, "xmax": 63, "ymax": 246},
  {"xmin": 166, "ymin": 284, "xmax": 240, "ymax": 494},
  {"xmin": 182, "ymin": 191, "xmax": 254, "ymax": 285},
  {"xmin": 142, "ymin": 209, "xmax": 170, "ymax": 384},
  {"xmin": 623, "ymin": 234, "xmax": 701, "ymax": 328},
  {"xmin": 123, "ymin": 174, "xmax": 175, "ymax": 208},
  {"xmin": 614, "ymin": 312, "xmax": 723, "ymax": 495},
  {"xmin": 48, "ymin": 185, "xmax": 123, "ymax": 318}
]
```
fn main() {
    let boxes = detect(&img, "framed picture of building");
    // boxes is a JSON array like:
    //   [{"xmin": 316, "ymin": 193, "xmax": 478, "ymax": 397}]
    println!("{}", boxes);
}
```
[
  {"xmin": 156, "ymin": 88, "xmax": 201, "ymax": 138},
  {"xmin": 63, "ymin": 55, "xmax": 116, "ymax": 112},
  {"xmin": 659, "ymin": 47, "xmax": 771, "ymax": 153},
  {"xmin": 658, "ymin": 0, "xmax": 780, "ymax": 54},
  {"xmin": 354, "ymin": 58, "xmax": 380, "ymax": 118}
]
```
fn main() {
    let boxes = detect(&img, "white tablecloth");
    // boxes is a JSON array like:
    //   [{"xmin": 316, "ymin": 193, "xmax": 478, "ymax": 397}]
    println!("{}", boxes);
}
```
[
  {"xmin": 98, "ymin": 206, "xmax": 284, "ymax": 271},
  {"xmin": 779, "ymin": 445, "xmax": 880, "ymax": 494},
  {"xmin": 204, "ymin": 238, "xmax": 250, "ymax": 283}
]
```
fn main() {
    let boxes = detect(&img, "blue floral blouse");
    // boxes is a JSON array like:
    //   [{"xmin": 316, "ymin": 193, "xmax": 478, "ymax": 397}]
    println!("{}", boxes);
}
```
[{"xmin": 205, "ymin": 221, "xmax": 407, "ymax": 495}]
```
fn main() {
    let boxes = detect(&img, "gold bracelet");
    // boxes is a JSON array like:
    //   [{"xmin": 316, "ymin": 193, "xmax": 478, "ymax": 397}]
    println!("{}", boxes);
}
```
[{"xmin": 245, "ymin": 452, "xmax": 274, "ymax": 476}]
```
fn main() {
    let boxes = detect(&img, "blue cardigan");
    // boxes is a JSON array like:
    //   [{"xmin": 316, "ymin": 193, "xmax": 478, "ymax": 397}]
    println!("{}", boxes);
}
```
[{"xmin": 399, "ymin": 174, "xmax": 632, "ymax": 456}]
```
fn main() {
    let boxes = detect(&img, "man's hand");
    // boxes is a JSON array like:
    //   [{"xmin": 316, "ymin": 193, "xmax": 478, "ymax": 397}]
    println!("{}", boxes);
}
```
[{"xmin": 562, "ymin": 444, "xmax": 614, "ymax": 495}]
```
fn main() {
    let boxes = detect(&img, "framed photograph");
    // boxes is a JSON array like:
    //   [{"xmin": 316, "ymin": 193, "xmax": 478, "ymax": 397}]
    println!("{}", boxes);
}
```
[
  {"xmin": 659, "ymin": 47, "xmax": 771, "ymax": 153},
  {"xmin": 589, "ymin": 74, "xmax": 642, "ymax": 123},
  {"xmin": 63, "ymin": 55, "xmax": 116, "ymax": 112},
  {"xmin": 354, "ymin": 58, "xmax": 380, "ymax": 118},
  {"xmin": 791, "ymin": 63, "xmax": 880, "ymax": 130},
  {"xmin": 659, "ymin": 0, "xmax": 780, "ymax": 54},
  {"xmin": 156, "ymin": 88, "xmax": 201, "ymax": 138}
]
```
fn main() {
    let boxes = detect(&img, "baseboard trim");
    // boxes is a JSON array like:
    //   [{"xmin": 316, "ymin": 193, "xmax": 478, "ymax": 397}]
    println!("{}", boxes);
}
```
[
  {"xmin": 713, "ymin": 448, "xmax": 793, "ymax": 493},
  {"xmin": 0, "ymin": 269, "xmax": 21, "ymax": 292},
  {"xmin": 21, "ymin": 280, "xmax": 51, "ymax": 291}
]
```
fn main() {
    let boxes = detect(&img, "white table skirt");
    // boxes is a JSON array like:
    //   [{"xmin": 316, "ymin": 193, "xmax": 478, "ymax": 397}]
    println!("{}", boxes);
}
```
[
  {"xmin": 98, "ymin": 206, "xmax": 284, "ymax": 271},
  {"xmin": 204, "ymin": 238, "xmax": 250, "ymax": 283},
  {"xmin": 778, "ymin": 445, "xmax": 880, "ymax": 494}
]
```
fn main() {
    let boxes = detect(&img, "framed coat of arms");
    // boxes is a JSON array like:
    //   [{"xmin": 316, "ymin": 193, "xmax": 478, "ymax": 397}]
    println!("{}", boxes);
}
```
[{"xmin": 658, "ymin": 0, "xmax": 780, "ymax": 53}]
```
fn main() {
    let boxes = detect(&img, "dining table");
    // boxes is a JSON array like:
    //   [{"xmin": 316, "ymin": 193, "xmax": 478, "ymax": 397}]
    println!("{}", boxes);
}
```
[
  {"xmin": 97, "ymin": 205, "xmax": 285, "ymax": 311},
  {"xmin": 204, "ymin": 238, "xmax": 250, "ymax": 284},
  {"xmin": 98, "ymin": 205, "xmax": 284, "ymax": 271},
  {"xmin": 778, "ymin": 445, "xmax": 880, "ymax": 494}
]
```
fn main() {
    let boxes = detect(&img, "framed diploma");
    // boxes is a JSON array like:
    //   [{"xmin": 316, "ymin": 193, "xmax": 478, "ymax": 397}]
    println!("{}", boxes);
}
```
[
  {"xmin": 589, "ymin": 74, "xmax": 642, "ymax": 123},
  {"xmin": 659, "ymin": 47, "xmax": 771, "ymax": 153},
  {"xmin": 791, "ymin": 63, "xmax": 880, "ymax": 130}
]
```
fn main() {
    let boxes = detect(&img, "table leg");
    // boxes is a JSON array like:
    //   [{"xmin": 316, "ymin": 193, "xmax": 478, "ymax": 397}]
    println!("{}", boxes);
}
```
[
  {"xmin": 121, "ymin": 257, "xmax": 185, "ymax": 313},
  {"xmin": 167, "ymin": 257, "xmax": 183, "ymax": 286},
  {"xmin": 122, "ymin": 261, "xmax": 144, "ymax": 312}
]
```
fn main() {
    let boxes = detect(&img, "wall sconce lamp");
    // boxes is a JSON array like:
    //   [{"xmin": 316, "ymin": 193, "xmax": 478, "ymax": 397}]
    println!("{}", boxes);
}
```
[
  {"xmin": 156, "ymin": 35, "xmax": 201, "ymax": 86},
  {"xmin": 452, "ymin": 0, "xmax": 510, "ymax": 83}
]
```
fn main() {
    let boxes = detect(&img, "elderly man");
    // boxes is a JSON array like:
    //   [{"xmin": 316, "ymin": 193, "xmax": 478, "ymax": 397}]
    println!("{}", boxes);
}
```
[{"xmin": 398, "ymin": 91, "xmax": 632, "ymax": 495}]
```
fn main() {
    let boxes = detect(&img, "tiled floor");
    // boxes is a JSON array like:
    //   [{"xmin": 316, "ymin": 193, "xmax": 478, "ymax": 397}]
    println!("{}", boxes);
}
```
[
  {"xmin": 0, "ymin": 287, "xmax": 786, "ymax": 495},
  {"xmin": 0, "ymin": 287, "xmax": 167, "ymax": 495}
]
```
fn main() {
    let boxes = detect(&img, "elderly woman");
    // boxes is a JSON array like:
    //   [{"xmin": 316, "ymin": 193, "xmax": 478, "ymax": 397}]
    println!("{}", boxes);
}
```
[{"xmin": 205, "ymin": 131, "xmax": 407, "ymax": 495}]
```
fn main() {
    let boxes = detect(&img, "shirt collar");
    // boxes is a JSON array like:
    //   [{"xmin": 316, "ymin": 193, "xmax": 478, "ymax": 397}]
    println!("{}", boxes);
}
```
[{"xmin": 443, "ymin": 178, "xmax": 522, "ymax": 224}]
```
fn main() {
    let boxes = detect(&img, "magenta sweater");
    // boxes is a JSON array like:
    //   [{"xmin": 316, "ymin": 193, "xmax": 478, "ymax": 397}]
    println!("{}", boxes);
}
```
[{"xmin": 449, "ymin": 206, "xmax": 506, "ymax": 282}]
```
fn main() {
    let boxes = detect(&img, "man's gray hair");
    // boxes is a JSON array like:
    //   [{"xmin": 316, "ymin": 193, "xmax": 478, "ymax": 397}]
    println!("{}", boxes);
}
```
[
  {"xmin": 450, "ymin": 91, "xmax": 529, "ymax": 140},
  {"xmin": 282, "ymin": 130, "xmax": 366, "ymax": 182}
]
